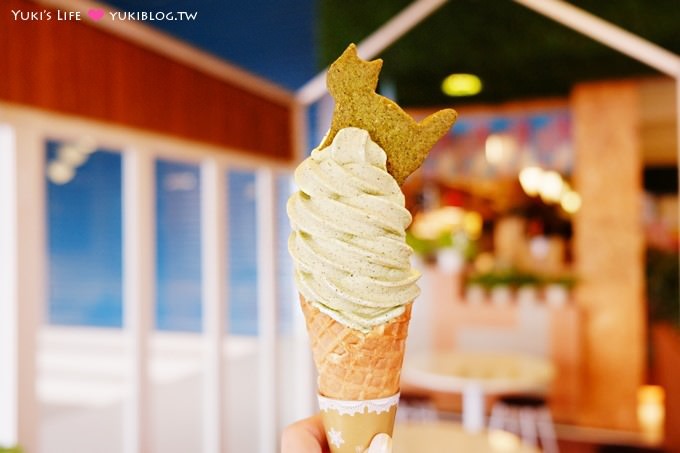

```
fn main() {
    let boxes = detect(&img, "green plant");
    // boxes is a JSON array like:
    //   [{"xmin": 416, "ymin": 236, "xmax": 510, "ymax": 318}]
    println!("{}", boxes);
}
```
[
  {"xmin": 466, "ymin": 269, "xmax": 542, "ymax": 289},
  {"xmin": 0, "ymin": 446, "xmax": 23, "ymax": 453},
  {"xmin": 543, "ymin": 273, "xmax": 578, "ymax": 289},
  {"xmin": 406, "ymin": 230, "xmax": 477, "ymax": 260},
  {"xmin": 465, "ymin": 269, "xmax": 578, "ymax": 291}
]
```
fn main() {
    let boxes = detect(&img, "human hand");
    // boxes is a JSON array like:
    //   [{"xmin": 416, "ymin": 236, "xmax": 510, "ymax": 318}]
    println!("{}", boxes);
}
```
[
  {"xmin": 281, "ymin": 414, "xmax": 328, "ymax": 453},
  {"xmin": 281, "ymin": 414, "xmax": 392, "ymax": 453}
]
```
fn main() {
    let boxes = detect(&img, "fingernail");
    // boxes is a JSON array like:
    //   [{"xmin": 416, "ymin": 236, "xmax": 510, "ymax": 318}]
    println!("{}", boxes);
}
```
[{"xmin": 367, "ymin": 433, "xmax": 392, "ymax": 453}]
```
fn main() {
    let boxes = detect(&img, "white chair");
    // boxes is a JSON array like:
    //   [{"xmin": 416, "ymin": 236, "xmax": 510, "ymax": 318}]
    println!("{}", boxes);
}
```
[
  {"xmin": 488, "ymin": 395, "xmax": 559, "ymax": 453},
  {"xmin": 397, "ymin": 394, "xmax": 439, "ymax": 422}
]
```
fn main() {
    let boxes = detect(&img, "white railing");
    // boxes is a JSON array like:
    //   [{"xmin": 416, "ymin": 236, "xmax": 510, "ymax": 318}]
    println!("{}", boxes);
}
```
[
  {"xmin": 0, "ymin": 102, "xmax": 315, "ymax": 453},
  {"xmin": 122, "ymin": 148, "xmax": 155, "ymax": 453},
  {"xmin": 0, "ymin": 124, "xmax": 18, "ymax": 447},
  {"xmin": 0, "ymin": 122, "xmax": 45, "ymax": 453},
  {"xmin": 201, "ymin": 159, "xmax": 228, "ymax": 453},
  {"xmin": 256, "ymin": 169, "xmax": 279, "ymax": 453}
]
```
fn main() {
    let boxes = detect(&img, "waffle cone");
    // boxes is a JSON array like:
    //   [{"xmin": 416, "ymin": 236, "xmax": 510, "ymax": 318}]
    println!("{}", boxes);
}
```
[{"xmin": 300, "ymin": 295, "xmax": 412, "ymax": 400}]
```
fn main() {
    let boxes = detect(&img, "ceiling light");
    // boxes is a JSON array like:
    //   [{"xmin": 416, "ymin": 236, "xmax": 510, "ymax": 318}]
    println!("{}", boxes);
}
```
[
  {"xmin": 638, "ymin": 385, "xmax": 665, "ymax": 438},
  {"xmin": 561, "ymin": 190, "xmax": 582, "ymax": 214},
  {"xmin": 441, "ymin": 73, "xmax": 482, "ymax": 97},
  {"xmin": 485, "ymin": 134, "xmax": 516, "ymax": 165},
  {"xmin": 539, "ymin": 170, "xmax": 565, "ymax": 203},
  {"xmin": 58, "ymin": 144, "xmax": 89, "ymax": 167},
  {"xmin": 47, "ymin": 161, "xmax": 75, "ymax": 185},
  {"xmin": 519, "ymin": 166, "xmax": 543, "ymax": 197}
]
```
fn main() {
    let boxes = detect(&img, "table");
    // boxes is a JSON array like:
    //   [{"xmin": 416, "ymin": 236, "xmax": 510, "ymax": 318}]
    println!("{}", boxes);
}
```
[
  {"xmin": 401, "ymin": 351, "xmax": 554, "ymax": 433},
  {"xmin": 393, "ymin": 422, "xmax": 540, "ymax": 453}
]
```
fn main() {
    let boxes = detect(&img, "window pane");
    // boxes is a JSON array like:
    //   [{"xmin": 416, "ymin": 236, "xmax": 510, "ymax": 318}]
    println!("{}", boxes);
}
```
[
  {"xmin": 277, "ymin": 173, "xmax": 294, "ymax": 334},
  {"xmin": 43, "ymin": 140, "xmax": 124, "ymax": 453},
  {"xmin": 227, "ymin": 170, "xmax": 258, "ymax": 335},
  {"xmin": 156, "ymin": 160, "xmax": 202, "ymax": 332},
  {"xmin": 46, "ymin": 141, "xmax": 122, "ymax": 327},
  {"xmin": 225, "ymin": 170, "xmax": 261, "ymax": 450}
]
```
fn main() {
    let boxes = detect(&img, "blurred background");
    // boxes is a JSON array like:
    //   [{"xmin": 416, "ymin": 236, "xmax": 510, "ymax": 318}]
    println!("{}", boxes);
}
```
[{"xmin": 1, "ymin": 0, "xmax": 679, "ymax": 452}]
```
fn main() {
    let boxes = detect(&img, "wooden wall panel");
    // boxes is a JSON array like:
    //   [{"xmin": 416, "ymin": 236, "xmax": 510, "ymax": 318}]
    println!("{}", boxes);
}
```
[
  {"xmin": 572, "ymin": 81, "xmax": 646, "ymax": 431},
  {"xmin": 0, "ymin": 0, "xmax": 294, "ymax": 161},
  {"xmin": 640, "ymin": 78, "xmax": 678, "ymax": 166}
]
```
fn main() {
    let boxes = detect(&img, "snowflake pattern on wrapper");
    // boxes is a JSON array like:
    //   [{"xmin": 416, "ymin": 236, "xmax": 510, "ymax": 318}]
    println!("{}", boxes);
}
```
[{"xmin": 327, "ymin": 427, "xmax": 345, "ymax": 448}]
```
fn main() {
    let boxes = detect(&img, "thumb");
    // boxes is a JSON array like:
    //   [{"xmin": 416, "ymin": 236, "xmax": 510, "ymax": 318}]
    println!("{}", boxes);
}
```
[{"xmin": 365, "ymin": 433, "xmax": 392, "ymax": 453}]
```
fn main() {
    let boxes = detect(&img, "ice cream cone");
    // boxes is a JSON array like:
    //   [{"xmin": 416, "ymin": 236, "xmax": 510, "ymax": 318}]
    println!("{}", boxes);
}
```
[
  {"xmin": 300, "ymin": 296, "xmax": 412, "ymax": 400},
  {"xmin": 288, "ymin": 44, "xmax": 455, "ymax": 453},
  {"xmin": 301, "ymin": 296, "xmax": 411, "ymax": 452}
]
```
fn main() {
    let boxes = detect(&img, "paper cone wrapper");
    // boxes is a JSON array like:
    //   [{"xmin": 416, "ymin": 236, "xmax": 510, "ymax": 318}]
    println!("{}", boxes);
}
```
[
  {"xmin": 300, "ymin": 296, "xmax": 412, "ymax": 400},
  {"xmin": 318, "ymin": 392, "xmax": 399, "ymax": 453}
]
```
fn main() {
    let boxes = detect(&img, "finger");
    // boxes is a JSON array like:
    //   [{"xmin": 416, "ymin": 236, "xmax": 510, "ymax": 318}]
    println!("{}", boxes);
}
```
[
  {"xmin": 365, "ymin": 433, "xmax": 393, "ymax": 453},
  {"xmin": 281, "ymin": 414, "xmax": 329, "ymax": 453}
]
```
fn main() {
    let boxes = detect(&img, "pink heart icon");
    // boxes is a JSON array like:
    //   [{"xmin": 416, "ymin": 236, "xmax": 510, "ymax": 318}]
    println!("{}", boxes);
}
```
[{"xmin": 87, "ymin": 8, "xmax": 105, "ymax": 21}]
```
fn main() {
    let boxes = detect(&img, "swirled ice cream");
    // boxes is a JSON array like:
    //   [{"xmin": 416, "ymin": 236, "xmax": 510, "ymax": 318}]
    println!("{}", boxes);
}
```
[{"xmin": 287, "ymin": 127, "xmax": 420, "ymax": 332}]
